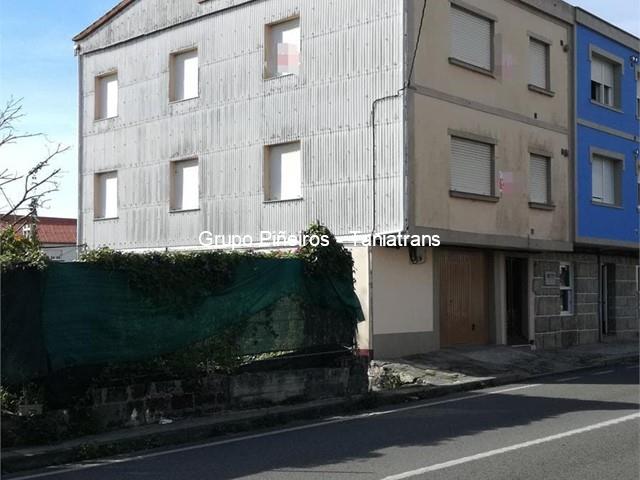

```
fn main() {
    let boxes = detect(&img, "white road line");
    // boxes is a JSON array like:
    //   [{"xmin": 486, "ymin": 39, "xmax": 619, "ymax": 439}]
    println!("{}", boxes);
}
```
[
  {"xmin": 380, "ymin": 412, "xmax": 640, "ymax": 480},
  {"xmin": 592, "ymin": 369, "xmax": 615, "ymax": 376},
  {"xmin": 556, "ymin": 376, "xmax": 580, "ymax": 382},
  {"xmin": 9, "ymin": 384, "xmax": 540, "ymax": 480}
]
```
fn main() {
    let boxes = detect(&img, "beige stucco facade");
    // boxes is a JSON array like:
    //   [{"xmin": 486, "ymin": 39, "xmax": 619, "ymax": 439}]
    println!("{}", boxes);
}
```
[{"xmin": 407, "ymin": 0, "xmax": 573, "ymax": 251}]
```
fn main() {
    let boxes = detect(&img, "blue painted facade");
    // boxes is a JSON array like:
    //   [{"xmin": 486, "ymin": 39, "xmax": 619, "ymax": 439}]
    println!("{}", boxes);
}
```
[{"xmin": 575, "ymin": 23, "xmax": 639, "ymax": 248}]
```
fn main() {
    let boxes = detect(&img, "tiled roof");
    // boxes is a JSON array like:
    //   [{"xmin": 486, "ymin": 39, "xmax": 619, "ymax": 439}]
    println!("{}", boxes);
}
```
[{"xmin": 1, "ymin": 215, "xmax": 77, "ymax": 245}]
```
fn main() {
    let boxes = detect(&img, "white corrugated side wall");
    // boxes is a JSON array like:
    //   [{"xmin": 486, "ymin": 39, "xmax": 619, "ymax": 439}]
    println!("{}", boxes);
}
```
[{"xmin": 79, "ymin": 0, "xmax": 405, "ymax": 249}]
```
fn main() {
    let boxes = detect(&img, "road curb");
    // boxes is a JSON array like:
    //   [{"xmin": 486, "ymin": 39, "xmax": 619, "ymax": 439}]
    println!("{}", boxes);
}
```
[{"xmin": 2, "ymin": 353, "xmax": 637, "ymax": 475}]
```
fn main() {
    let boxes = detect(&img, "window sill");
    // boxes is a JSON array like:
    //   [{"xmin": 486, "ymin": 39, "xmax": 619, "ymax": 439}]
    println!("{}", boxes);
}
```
[
  {"xmin": 591, "ymin": 200, "xmax": 623, "ymax": 209},
  {"xmin": 94, "ymin": 216, "xmax": 119, "ymax": 222},
  {"xmin": 263, "ymin": 72, "xmax": 298, "ymax": 82},
  {"xmin": 559, "ymin": 312, "xmax": 573, "ymax": 317},
  {"xmin": 529, "ymin": 202, "xmax": 555, "ymax": 211},
  {"xmin": 94, "ymin": 115, "xmax": 118, "ymax": 123},
  {"xmin": 169, "ymin": 96, "xmax": 199, "ymax": 105},
  {"xmin": 169, "ymin": 208, "xmax": 200, "ymax": 214},
  {"xmin": 528, "ymin": 84, "xmax": 555, "ymax": 97},
  {"xmin": 589, "ymin": 99, "xmax": 622, "ymax": 114},
  {"xmin": 448, "ymin": 58, "xmax": 495, "ymax": 78},
  {"xmin": 449, "ymin": 190, "xmax": 499, "ymax": 203},
  {"xmin": 263, "ymin": 197, "xmax": 303, "ymax": 204}
]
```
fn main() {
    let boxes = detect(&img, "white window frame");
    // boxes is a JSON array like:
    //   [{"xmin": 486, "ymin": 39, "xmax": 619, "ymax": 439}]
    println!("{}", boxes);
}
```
[
  {"xmin": 265, "ymin": 17, "xmax": 301, "ymax": 79},
  {"xmin": 449, "ymin": 3, "xmax": 495, "ymax": 74},
  {"xmin": 170, "ymin": 158, "xmax": 200, "ymax": 212},
  {"xmin": 559, "ymin": 262, "xmax": 573, "ymax": 316},
  {"xmin": 590, "ymin": 47, "xmax": 623, "ymax": 110},
  {"xmin": 94, "ymin": 171, "xmax": 118, "ymax": 220},
  {"xmin": 95, "ymin": 71, "xmax": 118, "ymax": 120},
  {"xmin": 264, "ymin": 141, "xmax": 302, "ymax": 202},
  {"xmin": 170, "ymin": 48, "xmax": 199, "ymax": 102},
  {"xmin": 591, "ymin": 149, "xmax": 623, "ymax": 207}
]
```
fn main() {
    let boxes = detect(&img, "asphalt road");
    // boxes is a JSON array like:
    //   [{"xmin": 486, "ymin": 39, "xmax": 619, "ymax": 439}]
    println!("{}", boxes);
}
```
[{"xmin": 11, "ymin": 364, "xmax": 640, "ymax": 480}]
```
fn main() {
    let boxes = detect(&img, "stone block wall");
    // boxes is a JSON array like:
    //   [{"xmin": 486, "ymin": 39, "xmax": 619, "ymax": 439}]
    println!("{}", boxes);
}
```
[
  {"xmin": 89, "ymin": 362, "xmax": 368, "ymax": 430},
  {"xmin": 602, "ymin": 255, "xmax": 639, "ymax": 340},
  {"xmin": 532, "ymin": 252, "xmax": 638, "ymax": 349}
]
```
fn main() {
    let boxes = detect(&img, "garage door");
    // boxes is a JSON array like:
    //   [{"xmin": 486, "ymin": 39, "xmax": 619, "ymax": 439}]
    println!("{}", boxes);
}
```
[{"xmin": 439, "ymin": 250, "xmax": 490, "ymax": 346}]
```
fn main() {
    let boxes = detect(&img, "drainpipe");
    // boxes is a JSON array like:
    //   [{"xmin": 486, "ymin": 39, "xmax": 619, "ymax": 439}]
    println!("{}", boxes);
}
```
[{"xmin": 75, "ymin": 43, "xmax": 83, "ymax": 257}]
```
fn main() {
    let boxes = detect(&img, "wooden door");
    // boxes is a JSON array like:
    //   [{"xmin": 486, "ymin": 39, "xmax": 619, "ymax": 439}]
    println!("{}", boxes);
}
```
[{"xmin": 440, "ymin": 250, "xmax": 489, "ymax": 346}]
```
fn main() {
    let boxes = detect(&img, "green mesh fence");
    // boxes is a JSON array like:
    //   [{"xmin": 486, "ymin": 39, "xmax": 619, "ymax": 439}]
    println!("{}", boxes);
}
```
[{"xmin": 1, "ymin": 258, "xmax": 362, "ymax": 384}]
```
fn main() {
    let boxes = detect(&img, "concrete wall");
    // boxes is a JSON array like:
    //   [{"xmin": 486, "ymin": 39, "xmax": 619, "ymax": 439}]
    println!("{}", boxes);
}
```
[
  {"xmin": 370, "ymin": 247, "xmax": 436, "ymax": 358},
  {"xmin": 575, "ymin": 23, "xmax": 640, "ymax": 247},
  {"xmin": 90, "ymin": 363, "xmax": 368, "ymax": 430},
  {"xmin": 576, "ymin": 126, "xmax": 640, "ymax": 246},
  {"xmin": 351, "ymin": 246, "xmax": 371, "ymax": 355},
  {"xmin": 601, "ymin": 254, "xmax": 640, "ymax": 340},
  {"xmin": 410, "ymin": 94, "xmax": 571, "ymax": 249},
  {"xmin": 406, "ymin": 0, "xmax": 572, "ymax": 251}
]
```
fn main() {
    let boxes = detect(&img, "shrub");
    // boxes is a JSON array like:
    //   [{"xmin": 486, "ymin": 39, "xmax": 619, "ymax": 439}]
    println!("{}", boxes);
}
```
[{"xmin": 0, "ymin": 226, "xmax": 48, "ymax": 272}]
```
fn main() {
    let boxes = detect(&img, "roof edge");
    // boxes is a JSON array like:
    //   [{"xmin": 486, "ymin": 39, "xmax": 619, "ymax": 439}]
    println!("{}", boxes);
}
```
[
  {"xmin": 73, "ymin": 0, "xmax": 137, "ymax": 43},
  {"xmin": 518, "ymin": 0, "xmax": 574, "ymax": 25},
  {"xmin": 575, "ymin": 7, "xmax": 640, "ymax": 51}
]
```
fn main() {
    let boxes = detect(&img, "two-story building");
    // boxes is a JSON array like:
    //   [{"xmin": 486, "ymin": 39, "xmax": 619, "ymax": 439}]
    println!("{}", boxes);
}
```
[
  {"xmin": 571, "ymin": 9, "xmax": 639, "ymax": 342},
  {"xmin": 74, "ymin": 0, "xmax": 638, "ymax": 358}
]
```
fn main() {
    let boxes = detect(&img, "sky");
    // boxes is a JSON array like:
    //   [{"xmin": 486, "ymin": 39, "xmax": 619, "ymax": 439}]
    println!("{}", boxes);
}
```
[{"xmin": 0, "ymin": 0, "xmax": 638, "ymax": 219}]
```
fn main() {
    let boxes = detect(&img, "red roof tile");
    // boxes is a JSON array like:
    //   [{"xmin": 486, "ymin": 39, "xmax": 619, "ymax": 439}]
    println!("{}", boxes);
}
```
[{"xmin": 1, "ymin": 215, "xmax": 77, "ymax": 245}]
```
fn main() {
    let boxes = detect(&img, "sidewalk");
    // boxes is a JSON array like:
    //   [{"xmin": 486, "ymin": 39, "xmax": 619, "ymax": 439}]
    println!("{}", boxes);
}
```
[
  {"xmin": 3, "ymin": 342, "xmax": 638, "ymax": 474},
  {"xmin": 369, "ymin": 342, "xmax": 639, "ymax": 391}
]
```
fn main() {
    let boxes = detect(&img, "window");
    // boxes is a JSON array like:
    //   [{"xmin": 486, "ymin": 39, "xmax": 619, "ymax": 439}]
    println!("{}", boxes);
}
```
[
  {"xmin": 591, "ymin": 55, "xmax": 619, "ymax": 108},
  {"xmin": 95, "ymin": 72, "xmax": 118, "ymax": 119},
  {"xmin": 529, "ymin": 38, "xmax": 549, "ymax": 90},
  {"xmin": 559, "ymin": 262, "xmax": 573, "ymax": 315},
  {"xmin": 450, "ymin": 5, "xmax": 493, "ymax": 72},
  {"xmin": 170, "ymin": 49, "xmax": 198, "ymax": 101},
  {"xmin": 266, "ymin": 18, "xmax": 300, "ymax": 78},
  {"xmin": 171, "ymin": 159, "xmax": 199, "ymax": 211},
  {"xmin": 529, "ymin": 154, "xmax": 551, "ymax": 204},
  {"xmin": 95, "ymin": 171, "xmax": 118, "ymax": 219},
  {"xmin": 21, "ymin": 224, "xmax": 33, "ymax": 238},
  {"xmin": 265, "ymin": 142, "xmax": 301, "ymax": 201},
  {"xmin": 592, "ymin": 154, "xmax": 621, "ymax": 206},
  {"xmin": 450, "ymin": 136, "xmax": 494, "ymax": 197}
]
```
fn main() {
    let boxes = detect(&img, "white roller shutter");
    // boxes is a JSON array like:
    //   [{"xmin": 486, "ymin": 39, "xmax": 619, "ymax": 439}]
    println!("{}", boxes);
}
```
[
  {"xmin": 591, "ymin": 57, "xmax": 603, "ymax": 84},
  {"xmin": 591, "ymin": 57, "xmax": 614, "ymax": 88},
  {"xmin": 592, "ymin": 156, "xmax": 604, "ymax": 201},
  {"xmin": 529, "ymin": 38, "xmax": 548, "ymax": 88},
  {"xmin": 450, "ymin": 137, "xmax": 493, "ymax": 196},
  {"xmin": 529, "ymin": 154, "xmax": 549, "ymax": 204},
  {"xmin": 592, "ymin": 154, "xmax": 616, "ymax": 204},
  {"xmin": 450, "ymin": 6, "xmax": 492, "ymax": 71},
  {"xmin": 601, "ymin": 157, "xmax": 615, "ymax": 204}
]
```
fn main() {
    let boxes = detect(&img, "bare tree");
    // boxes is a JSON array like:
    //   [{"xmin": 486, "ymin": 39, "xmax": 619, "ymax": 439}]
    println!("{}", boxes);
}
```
[{"xmin": 0, "ymin": 97, "xmax": 69, "ymax": 227}]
